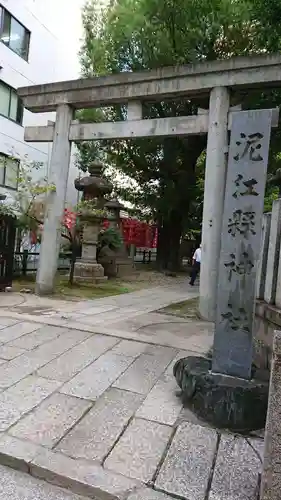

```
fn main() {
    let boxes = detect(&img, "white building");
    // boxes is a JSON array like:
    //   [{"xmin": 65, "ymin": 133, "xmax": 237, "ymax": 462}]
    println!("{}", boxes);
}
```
[{"xmin": 0, "ymin": 0, "xmax": 84, "ymax": 207}]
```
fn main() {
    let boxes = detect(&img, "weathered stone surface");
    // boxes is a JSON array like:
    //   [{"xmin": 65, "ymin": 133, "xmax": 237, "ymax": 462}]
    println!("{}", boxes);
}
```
[
  {"xmin": 209, "ymin": 435, "xmax": 262, "ymax": 500},
  {"xmin": 0, "ymin": 318, "xmax": 20, "ymax": 328},
  {"xmin": 31, "ymin": 329, "xmax": 92, "ymax": 361},
  {"xmin": 0, "ymin": 354, "xmax": 52, "ymax": 391},
  {"xmin": 38, "ymin": 334, "xmax": 118, "ymax": 382},
  {"xmin": 177, "ymin": 406, "xmax": 211, "ymax": 428},
  {"xmin": 260, "ymin": 330, "xmax": 281, "ymax": 500},
  {"xmin": 9, "ymin": 393, "xmax": 91, "ymax": 447},
  {"xmin": 174, "ymin": 355, "xmax": 268, "ymax": 431},
  {"xmin": 111, "ymin": 340, "xmax": 150, "ymax": 358},
  {"xmin": 256, "ymin": 213, "xmax": 271, "ymax": 300},
  {"xmin": 128, "ymin": 489, "xmax": 173, "ymax": 500},
  {"xmin": 0, "ymin": 464, "xmax": 87, "ymax": 500},
  {"xmin": 213, "ymin": 109, "xmax": 274, "ymax": 379},
  {"xmin": 0, "ymin": 344, "xmax": 26, "ymax": 360},
  {"xmin": 0, "ymin": 322, "xmax": 42, "ymax": 344},
  {"xmin": 60, "ymin": 352, "xmax": 134, "ymax": 400},
  {"xmin": 136, "ymin": 373, "xmax": 182, "ymax": 425},
  {"xmin": 30, "ymin": 448, "xmax": 141, "ymax": 500},
  {"xmin": 57, "ymin": 388, "xmax": 143, "ymax": 461},
  {"xmin": 265, "ymin": 199, "xmax": 281, "ymax": 305},
  {"xmin": 0, "ymin": 435, "xmax": 43, "ymax": 472},
  {"xmin": 155, "ymin": 422, "xmax": 217, "ymax": 500},
  {"xmin": 249, "ymin": 437, "xmax": 264, "ymax": 460},
  {"xmin": 0, "ymin": 330, "xmax": 92, "ymax": 391},
  {"xmin": 113, "ymin": 346, "xmax": 177, "ymax": 395},
  {"xmin": 0, "ymin": 375, "xmax": 60, "ymax": 431},
  {"xmin": 8, "ymin": 325, "xmax": 64, "ymax": 350},
  {"xmin": 105, "ymin": 418, "xmax": 172, "ymax": 482}
]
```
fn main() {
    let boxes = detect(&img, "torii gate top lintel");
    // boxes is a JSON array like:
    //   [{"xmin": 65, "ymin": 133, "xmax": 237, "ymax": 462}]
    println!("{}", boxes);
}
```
[{"xmin": 18, "ymin": 53, "xmax": 281, "ymax": 113}]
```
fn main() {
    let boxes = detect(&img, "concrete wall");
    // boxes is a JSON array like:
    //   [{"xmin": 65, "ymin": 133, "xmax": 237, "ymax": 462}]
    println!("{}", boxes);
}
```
[{"xmin": 0, "ymin": 0, "xmax": 83, "ymax": 206}]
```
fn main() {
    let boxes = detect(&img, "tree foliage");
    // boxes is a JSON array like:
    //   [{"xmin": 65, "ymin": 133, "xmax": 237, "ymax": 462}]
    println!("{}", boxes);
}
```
[{"xmin": 77, "ymin": 0, "xmax": 281, "ymax": 269}]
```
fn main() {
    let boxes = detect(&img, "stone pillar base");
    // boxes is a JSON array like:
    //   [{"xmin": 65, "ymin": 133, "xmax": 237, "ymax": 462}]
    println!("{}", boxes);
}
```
[
  {"xmin": 173, "ymin": 355, "xmax": 269, "ymax": 432},
  {"xmin": 115, "ymin": 256, "xmax": 136, "ymax": 277},
  {"xmin": 73, "ymin": 261, "xmax": 108, "ymax": 284}
]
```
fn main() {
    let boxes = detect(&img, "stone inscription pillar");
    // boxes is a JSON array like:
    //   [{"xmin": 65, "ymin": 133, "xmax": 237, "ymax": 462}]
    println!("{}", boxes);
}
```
[
  {"xmin": 212, "ymin": 109, "xmax": 274, "ymax": 379},
  {"xmin": 199, "ymin": 86, "xmax": 230, "ymax": 321},
  {"xmin": 36, "ymin": 104, "xmax": 73, "ymax": 295}
]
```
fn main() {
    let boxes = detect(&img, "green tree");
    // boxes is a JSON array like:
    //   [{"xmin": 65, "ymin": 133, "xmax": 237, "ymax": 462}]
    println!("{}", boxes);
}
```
[{"xmin": 77, "ymin": 0, "xmax": 281, "ymax": 270}]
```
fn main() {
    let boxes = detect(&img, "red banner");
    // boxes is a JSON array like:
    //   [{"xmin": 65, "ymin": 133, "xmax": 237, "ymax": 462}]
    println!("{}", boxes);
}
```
[{"xmin": 120, "ymin": 219, "xmax": 158, "ymax": 248}]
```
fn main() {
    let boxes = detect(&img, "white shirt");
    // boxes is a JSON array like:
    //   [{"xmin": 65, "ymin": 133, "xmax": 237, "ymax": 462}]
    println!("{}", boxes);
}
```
[{"xmin": 193, "ymin": 248, "xmax": 201, "ymax": 263}]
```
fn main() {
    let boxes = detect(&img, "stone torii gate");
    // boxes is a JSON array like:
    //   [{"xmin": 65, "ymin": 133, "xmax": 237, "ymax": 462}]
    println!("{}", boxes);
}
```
[{"xmin": 18, "ymin": 54, "xmax": 281, "ymax": 319}]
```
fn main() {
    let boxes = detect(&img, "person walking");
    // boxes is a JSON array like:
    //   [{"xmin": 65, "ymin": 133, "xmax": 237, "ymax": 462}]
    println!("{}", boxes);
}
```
[{"xmin": 189, "ymin": 243, "xmax": 201, "ymax": 286}]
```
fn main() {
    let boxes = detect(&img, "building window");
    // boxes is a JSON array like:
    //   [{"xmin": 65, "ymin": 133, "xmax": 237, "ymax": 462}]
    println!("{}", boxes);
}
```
[
  {"xmin": 0, "ymin": 154, "xmax": 19, "ymax": 190},
  {"xmin": 0, "ymin": 5, "xmax": 30, "ymax": 61},
  {"xmin": 0, "ymin": 81, "xmax": 23, "ymax": 124}
]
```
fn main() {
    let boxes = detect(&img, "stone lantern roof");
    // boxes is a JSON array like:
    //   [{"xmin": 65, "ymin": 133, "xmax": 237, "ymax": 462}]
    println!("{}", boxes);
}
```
[{"xmin": 74, "ymin": 160, "xmax": 113, "ymax": 199}]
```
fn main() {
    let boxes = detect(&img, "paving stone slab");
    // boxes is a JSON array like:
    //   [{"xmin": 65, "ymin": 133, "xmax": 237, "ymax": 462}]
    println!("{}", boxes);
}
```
[
  {"xmin": 128, "ymin": 489, "xmax": 173, "ymax": 500},
  {"xmin": 31, "ymin": 328, "xmax": 92, "ymax": 360},
  {"xmin": 113, "ymin": 346, "xmax": 177, "ymax": 395},
  {"xmin": 105, "ymin": 418, "xmax": 172, "ymax": 483},
  {"xmin": 0, "ymin": 318, "xmax": 20, "ymax": 328},
  {"xmin": 0, "ymin": 329, "xmax": 92, "ymax": 391},
  {"xmin": 0, "ymin": 375, "xmax": 61, "ymax": 431},
  {"xmin": 0, "ymin": 353, "xmax": 55, "ymax": 391},
  {"xmin": 0, "ymin": 344, "xmax": 27, "ymax": 360},
  {"xmin": 155, "ymin": 422, "xmax": 217, "ymax": 500},
  {"xmin": 79, "ymin": 305, "xmax": 118, "ymax": 315},
  {"xmin": 0, "ymin": 464, "xmax": 87, "ymax": 500},
  {"xmin": 30, "ymin": 448, "xmax": 141, "ymax": 500},
  {"xmin": 209, "ymin": 435, "xmax": 262, "ymax": 500},
  {"xmin": 0, "ymin": 434, "xmax": 43, "ymax": 472},
  {"xmin": 57, "ymin": 388, "xmax": 143, "ymax": 462},
  {"xmin": 8, "ymin": 325, "xmax": 65, "ymax": 350},
  {"xmin": 0, "ymin": 322, "xmax": 42, "ymax": 344},
  {"xmin": 38, "ymin": 334, "xmax": 118, "ymax": 382},
  {"xmin": 111, "ymin": 340, "xmax": 150, "ymax": 358},
  {"xmin": 136, "ymin": 373, "xmax": 182, "ymax": 426},
  {"xmin": 60, "ymin": 352, "xmax": 134, "ymax": 401},
  {"xmin": 9, "ymin": 393, "xmax": 92, "ymax": 447}
]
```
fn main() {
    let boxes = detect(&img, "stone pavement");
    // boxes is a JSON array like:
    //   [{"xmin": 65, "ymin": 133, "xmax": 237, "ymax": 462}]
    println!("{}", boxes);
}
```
[
  {"xmin": 0, "ymin": 285, "xmax": 263, "ymax": 499},
  {"xmin": 0, "ymin": 464, "xmax": 87, "ymax": 500}
]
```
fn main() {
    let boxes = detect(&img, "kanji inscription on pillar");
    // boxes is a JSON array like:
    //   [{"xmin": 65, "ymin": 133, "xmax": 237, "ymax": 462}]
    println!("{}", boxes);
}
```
[{"xmin": 212, "ymin": 109, "xmax": 276, "ymax": 379}]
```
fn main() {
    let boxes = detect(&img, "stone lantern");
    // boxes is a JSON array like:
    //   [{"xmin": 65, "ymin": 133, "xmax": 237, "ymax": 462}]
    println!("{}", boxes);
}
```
[
  {"xmin": 99, "ymin": 195, "xmax": 135, "ymax": 277},
  {"xmin": 73, "ymin": 160, "xmax": 113, "ymax": 284},
  {"xmin": 74, "ymin": 160, "xmax": 113, "ymax": 205},
  {"xmin": 104, "ymin": 196, "xmax": 124, "ymax": 228}
]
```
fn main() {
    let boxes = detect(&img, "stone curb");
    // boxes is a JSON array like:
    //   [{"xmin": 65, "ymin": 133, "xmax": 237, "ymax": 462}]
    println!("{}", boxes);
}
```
[{"xmin": 0, "ymin": 434, "xmax": 142, "ymax": 500}]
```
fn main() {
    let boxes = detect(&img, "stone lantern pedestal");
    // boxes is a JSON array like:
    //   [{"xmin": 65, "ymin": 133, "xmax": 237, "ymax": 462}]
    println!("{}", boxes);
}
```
[
  {"xmin": 101, "ymin": 197, "xmax": 135, "ymax": 277},
  {"xmin": 73, "ymin": 213, "xmax": 107, "ymax": 283}
]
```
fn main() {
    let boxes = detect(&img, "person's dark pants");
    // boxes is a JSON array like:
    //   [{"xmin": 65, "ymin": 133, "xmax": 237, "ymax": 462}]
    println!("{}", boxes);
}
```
[{"xmin": 189, "ymin": 261, "xmax": 200, "ymax": 285}]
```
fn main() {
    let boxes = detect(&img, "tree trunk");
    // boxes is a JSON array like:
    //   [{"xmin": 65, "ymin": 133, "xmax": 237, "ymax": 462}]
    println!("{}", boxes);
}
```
[
  {"xmin": 156, "ymin": 219, "xmax": 170, "ymax": 270},
  {"xmin": 166, "ymin": 211, "xmax": 183, "ymax": 272}
]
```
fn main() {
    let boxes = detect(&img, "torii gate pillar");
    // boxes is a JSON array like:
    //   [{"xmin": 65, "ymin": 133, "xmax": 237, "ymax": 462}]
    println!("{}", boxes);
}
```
[
  {"xmin": 36, "ymin": 104, "xmax": 73, "ymax": 295},
  {"xmin": 200, "ymin": 86, "xmax": 230, "ymax": 321}
]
